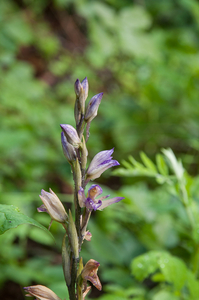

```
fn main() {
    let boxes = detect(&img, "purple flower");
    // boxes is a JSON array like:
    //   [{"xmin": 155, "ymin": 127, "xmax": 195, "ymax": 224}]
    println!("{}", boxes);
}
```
[
  {"xmin": 86, "ymin": 148, "xmax": 120, "ymax": 182},
  {"xmin": 60, "ymin": 124, "xmax": 81, "ymax": 148},
  {"xmin": 78, "ymin": 184, "xmax": 124, "ymax": 211}
]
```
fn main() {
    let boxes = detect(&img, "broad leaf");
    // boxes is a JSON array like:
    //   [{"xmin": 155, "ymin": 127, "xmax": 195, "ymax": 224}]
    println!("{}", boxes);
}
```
[{"xmin": 0, "ymin": 204, "xmax": 53, "ymax": 238}]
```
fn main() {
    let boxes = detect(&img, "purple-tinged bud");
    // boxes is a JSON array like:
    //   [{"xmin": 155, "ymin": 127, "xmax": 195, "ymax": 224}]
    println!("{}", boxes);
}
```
[
  {"xmin": 85, "ymin": 93, "xmax": 103, "ymax": 123},
  {"xmin": 74, "ymin": 79, "xmax": 83, "ymax": 97},
  {"xmin": 38, "ymin": 189, "xmax": 68, "ymax": 224},
  {"xmin": 60, "ymin": 124, "xmax": 81, "ymax": 148},
  {"xmin": 86, "ymin": 148, "xmax": 119, "ymax": 182},
  {"xmin": 74, "ymin": 77, "xmax": 89, "ymax": 117},
  {"xmin": 61, "ymin": 132, "xmax": 76, "ymax": 163},
  {"xmin": 81, "ymin": 77, "xmax": 89, "ymax": 100},
  {"xmin": 24, "ymin": 285, "xmax": 61, "ymax": 300}
]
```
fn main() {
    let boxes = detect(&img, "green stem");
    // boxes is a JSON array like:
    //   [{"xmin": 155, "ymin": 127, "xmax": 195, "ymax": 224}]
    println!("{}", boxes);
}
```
[
  {"xmin": 68, "ymin": 256, "xmax": 77, "ymax": 300},
  {"xmin": 180, "ymin": 182, "xmax": 195, "ymax": 230}
]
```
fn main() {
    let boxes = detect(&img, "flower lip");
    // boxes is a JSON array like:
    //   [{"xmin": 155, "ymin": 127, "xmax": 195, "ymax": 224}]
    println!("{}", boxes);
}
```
[
  {"xmin": 85, "ymin": 198, "xmax": 102, "ymax": 211},
  {"xmin": 78, "ymin": 184, "xmax": 124, "ymax": 211}
]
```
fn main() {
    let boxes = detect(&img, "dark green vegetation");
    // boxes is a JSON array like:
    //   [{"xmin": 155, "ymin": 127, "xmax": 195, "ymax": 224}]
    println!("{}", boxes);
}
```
[{"xmin": 1, "ymin": 0, "xmax": 199, "ymax": 299}]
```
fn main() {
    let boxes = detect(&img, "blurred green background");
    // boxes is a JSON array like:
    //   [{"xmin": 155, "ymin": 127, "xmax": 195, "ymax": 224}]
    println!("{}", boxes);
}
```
[{"xmin": 1, "ymin": 0, "xmax": 199, "ymax": 299}]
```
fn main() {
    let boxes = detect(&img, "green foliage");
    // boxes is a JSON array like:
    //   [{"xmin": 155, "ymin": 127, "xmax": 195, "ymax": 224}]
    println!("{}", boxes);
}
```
[
  {"xmin": 132, "ymin": 251, "xmax": 199, "ymax": 299},
  {"xmin": 0, "ymin": 204, "xmax": 53, "ymax": 236}
]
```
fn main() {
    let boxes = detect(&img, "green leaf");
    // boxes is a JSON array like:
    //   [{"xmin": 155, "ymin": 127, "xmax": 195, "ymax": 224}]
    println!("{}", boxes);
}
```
[
  {"xmin": 156, "ymin": 154, "xmax": 168, "ymax": 176},
  {"xmin": 186, "ymin": 270, "xmax": 199, "ymax": 299},
  {"xmin": 140, "ymin": 152, "xmax": 157, "ymax": 173},
  {"xmin": 0, "ymin": 204, "xmax": 53, "ymax": 238},
  {"xmin": 131, "ymin": 251, "xmax": 187, "ymax": 291},
  {"xmin": 162, "ymin": 149, "xmax": 184, "ymax": 180},
  {"xmin": 152, "ymin": 290, "xmax": 179, "ymax": 300}
]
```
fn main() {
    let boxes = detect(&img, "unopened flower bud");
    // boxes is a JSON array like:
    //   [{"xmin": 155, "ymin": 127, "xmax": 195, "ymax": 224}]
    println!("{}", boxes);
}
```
[
  {"xmin": 24, "ymin": 285, "xmax": 61, "ymax": 300},
  {"xmin": 85, "ymin": 93, "xmax": 103, "ymax": 123},
  {"xmin": 74, "ymin": 77, "xmax": 89, "ymax": 116},
  {"xmin": 60, "ymin": 124, "xmax": 81, "ymax": 148},
  {"xmin": 81, "ymin": 77, "xmax": 89, "ymax": 100},
  {"xmin": 61, "ymin": 132, "xmax": 76, "ymax": 164},
  {"xmin": 74, "ymin": 79, "xmax": 83, "ymax": 97},
  {"xmin": 38, "ymin": 189, "xmax": 68, "ymax": 224}
]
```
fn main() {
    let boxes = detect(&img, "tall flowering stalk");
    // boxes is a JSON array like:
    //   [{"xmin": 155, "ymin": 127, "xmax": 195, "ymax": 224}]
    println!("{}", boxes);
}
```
[{"xmin": 24, "ymin": 78, "xmax": 124, "ymax": 300}]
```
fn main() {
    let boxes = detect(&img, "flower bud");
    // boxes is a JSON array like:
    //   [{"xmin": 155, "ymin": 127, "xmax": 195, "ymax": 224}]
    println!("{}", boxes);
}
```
[
  {"xmin": 74, "ymin": 78, "xmax": 83, "ymax": 97},
  {"xmin": 74, "ymin": 77, "xmax": 89, "ymax": 116},
  {"xmin": 24, "ymin": 285, "xmax": 61, "ymax": 300},
  {"xmin": 38, "ymin": 189, "xmax": 68, "ymax": 224},
  {"xmin": 60, "ymin": 124, "xmax": 81, "ymax": 148},
  {"xmin": 85, "ymin": 93, "xmax": 103, "ymax": 123},
  {"xmin": 61, "ymin": 132, "xmax": 76, "ymax": 164}
]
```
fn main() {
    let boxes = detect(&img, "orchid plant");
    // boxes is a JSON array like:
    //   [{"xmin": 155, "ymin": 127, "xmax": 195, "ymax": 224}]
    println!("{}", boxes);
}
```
[{"xmin": 24, "ymin": 78, "xmax": 124, "ymax": 300}]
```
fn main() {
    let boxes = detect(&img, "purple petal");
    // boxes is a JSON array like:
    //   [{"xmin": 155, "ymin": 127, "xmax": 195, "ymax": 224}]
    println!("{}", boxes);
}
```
[
  {"xmin": 99, "ymin": 197, "xmax": 125, "ymax": 210},
  {"xmin": 85, "ymin": 198, "xmax": 102, "ymax": 211},
  {"xmin": 97, "ymin": 194, "xmax": 110, "ymax": 201},
  {"xmin": 87, "ymin": 149, "xmax": 114, "ymax": 174},
  {"xmin": 37, "ymin": 204, "xmax": 47, "ymax": 213}
]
